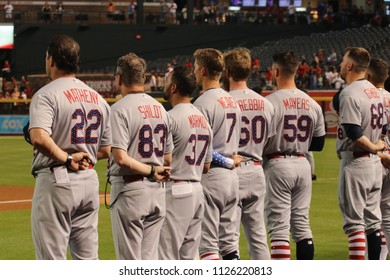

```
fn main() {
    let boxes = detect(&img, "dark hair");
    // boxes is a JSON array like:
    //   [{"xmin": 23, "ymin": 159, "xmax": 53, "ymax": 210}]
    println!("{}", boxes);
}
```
[
  {"xmin": 224, "ymin": 48, "xmax": 251, "ymax": 82},
  {"xmin": 345, "ymin": 47, "xmax": 370, "ymax": 73},
  {"xmin": 272, "ymin": 50, "xmax": 300, "ymax": 76},
  {"xmin": 47, "ymin": 35, "xmax": 80, "ymax": 74},
  {"xmin": 367, "ymin": 58, "xmax": 388, "ymax": 85},
  {"xmin": 171, "ymin": 65, "xmax": 196, "ymax": 97},
  {"xmin": 116, "ymin": 52, "xmax": 146, "ymax": 86}
]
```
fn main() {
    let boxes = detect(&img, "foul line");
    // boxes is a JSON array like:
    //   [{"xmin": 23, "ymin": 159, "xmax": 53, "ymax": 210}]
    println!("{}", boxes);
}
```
[{"xmin": 0, "ymin": 194, "xmax": 109, "ymax": 205}]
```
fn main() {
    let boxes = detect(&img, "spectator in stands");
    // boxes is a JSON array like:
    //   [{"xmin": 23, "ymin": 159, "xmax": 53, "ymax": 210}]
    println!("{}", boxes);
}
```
[
  {"xmin": 331, "ymin": 72, "xmax": 345, "ymax": 90},
  {"xmin": 42, "ymin": 1, "xmax": 52, "ymax": 23},
  {"xmin": 1, "ymin": 60, "xmax": 11, "ymax": 80},
  {"xmin": 185, "ymin": 59, "xmax": 192, "ymax": 70},
  {"xmin": 318, "ymin": 48, "xmax": 325, "ymax": 65},
  {"xmin": 203, "ymin": 3, "xmax": 211, "ymax": 23},
  {"xmin": 106, "ymin": 0, "xmax": 116, "ymax": 20},
  {"xmin": 265, "ymin": 67, "xmax": 273, "ymax": 89},
  {"xmin": 4, "ymin": 1, "xmax": 13, "ymax": 20},
  {"xmin": 323, "ymin": 66, "xmax": 333, "ymax": 88},
  {"xmin": 217, "ymin": 3, "xmax": 226, "ymax": 25},
  {"xmin": 157, "ymin": 73, "xmax": 164, "ymax": 91},
  {"xmin": 309, "ymin": 68, "xmax": 318, "ymax": 89},
  {"xmin": 181, "ymin": 5, "xmax": 188, "ymax": 24},
  {"xmin": 127, "ymin": 1, "xmax": 136, "ymax": 24},
  {"xmin": 251, "ymin": 57, "xmax": 260, "ymax": 70},
  {"xmin": 55, "ymin": 1, "xmax": 64, "ymax": 23},
  {"xmin": 311, "ymin": 53, "xmax": 319, "ymax": 67},
  {"xmin": 168, "ymin": 0, "xmax": 177, "ymax": 24},
  {"xmin": 150, "ymin": 71, "xmax": 157, "ymax": 91},
  {"xmin": 160, "ymin": 0, "xmax": 168, "ymax": 24},
  {"xmin": 288, "ymin": 0, "xmax": 296, "ymax": 24},
  {"xmin": 327, "ymin": 48, "xmax": 337, "ymax": 66},
  {"xmin": 165, "ymin": 63, "xmax": 173, "ymax": 78},
  {"xmin": 306, "ymin": 2, "xmax": 312, "ymax": 25}
]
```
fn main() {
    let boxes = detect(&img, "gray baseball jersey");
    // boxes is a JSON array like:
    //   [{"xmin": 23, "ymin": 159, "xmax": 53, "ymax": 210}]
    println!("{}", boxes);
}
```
[
  {"xmin": 337, "ymin": 80, "xmax": 385, "ymax": 154},
  {"xmin": 30, "ymin": 78, "xmax": 111, "ymax": 173},
  {"xmin": 109, "ymin": 93, "xmax": 172, "ymax": 260},
  {"xmin": 29, "ymin": 77, "xmax": 111, "ymax": 260},
  {"xmin": 337, "ymin": 80, "xmax": 384, "ymax": 237},
  {"xmin": 194, "ymin": 88, "xmax": 241, "ymax": 259},
  {"xmin": 230, "ymin": 88, "xmax": 275, "ymax": 259},
  {"xmin": 168, "ymin": 103, "xmax": 213, "ymax": 181},
  {"xmin": 264, "ymin": 88, "xmax": 325, "ymax": 250},
  {"xmin": 159, "ymin": 103, "xmax": 213, "ymax": 260},
  {"xmin": 265, "ymin": 89, "xmax": 325, "ymax": 155},
  {"xmin": 109, "ymin": 93, "xmax": 173, "ymax": 176}
]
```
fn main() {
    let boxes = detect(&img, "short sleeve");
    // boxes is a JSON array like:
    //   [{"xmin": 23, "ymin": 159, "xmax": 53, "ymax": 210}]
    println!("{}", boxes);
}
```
[
  {"xmin": 29, "ymin": 92, "xmax": 55, "ymax": 135},
  {"xmin": 110, "ymin": 109, "xmax": 130, "ymax": 151}
]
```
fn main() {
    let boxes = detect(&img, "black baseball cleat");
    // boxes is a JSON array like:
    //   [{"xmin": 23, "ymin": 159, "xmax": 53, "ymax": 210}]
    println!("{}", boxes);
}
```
[{"xmin": 312, "ymin": 174, "xmax": 317, "ymax": 181}]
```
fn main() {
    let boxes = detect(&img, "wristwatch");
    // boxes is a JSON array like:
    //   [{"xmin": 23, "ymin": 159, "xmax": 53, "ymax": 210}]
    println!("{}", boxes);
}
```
[{"xmin": 64, "ymin": 154, "xmax": 73, "ymax": 168}]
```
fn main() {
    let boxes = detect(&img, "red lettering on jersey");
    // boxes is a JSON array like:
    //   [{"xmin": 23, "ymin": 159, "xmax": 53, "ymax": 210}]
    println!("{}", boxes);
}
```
[
  {"xmin": 188, "ymin": 114, "xmax": 207, "ymax": 129},
  {"xmin": 138, "ymin": 105, "xmax": 162, "ymax": 119},
  {"xmin": 283, "ymin": 98, "xmax": 310, "ymax": 110},
  {"xmin": 63, "ymin": 88, "xmax": 99, "ymax": 104},
  {"xmin": 217, "ymin": 96, "xmax": 237, "ymax": 109},
  {"xmin": 364, "ymin": 88, "xmax": 380, "ymax": 99},
  {"xmin": 237, "ymin": 98, "xmax": 265, "ymax": 111}
]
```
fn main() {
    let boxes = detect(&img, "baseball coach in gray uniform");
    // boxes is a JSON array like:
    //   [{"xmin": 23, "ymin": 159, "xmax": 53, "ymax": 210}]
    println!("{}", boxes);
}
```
[
  {"xmin": 29, "ymin": 35, "xmax": 112, "ymax": 259},
  {"xmin": 108, "ymin": 53, "xmax": 172, "ymax": 260}
]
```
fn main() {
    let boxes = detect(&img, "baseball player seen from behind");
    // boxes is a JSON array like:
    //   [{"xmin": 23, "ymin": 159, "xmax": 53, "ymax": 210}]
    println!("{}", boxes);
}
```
[
  {"xmin": 29, "ymin": 35, "xmax": 112, "ymax": 260},
  {"xmin": 108, "ymin": 53, "xmax": 172, "ymax": 260},
  {"xmin": 193, "ymin": 48, "xmax": 242, "ymax": 260},
  {"xmin": 223, "ymin": 47, "xmax": 275, "ymax": 260},
  {"xmin": 337, "ymin": 47, "xmax": 386, "ymax": 260},
  {"xmin": 365, "ymin": 58, "xmax": 390, "ymax": 259},
  {"xmin": 264, "ymin": 50, "xmax": 326, "ymax": 260},
  {"xmin": 159, "ymin": 65, "xmax": 213, "ymax": 260}
]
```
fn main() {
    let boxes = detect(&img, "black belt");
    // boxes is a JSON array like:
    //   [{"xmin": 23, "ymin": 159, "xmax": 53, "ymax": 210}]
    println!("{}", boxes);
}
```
[{"xmin": 267, "ymin": 153, "xmax": 305, "ymax": 159}]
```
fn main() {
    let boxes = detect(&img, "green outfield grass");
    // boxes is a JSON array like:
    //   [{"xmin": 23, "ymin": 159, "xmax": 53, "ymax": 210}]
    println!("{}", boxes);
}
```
[{"xmin": 0, "ymin": 136, "xmax": 346, "ymax": 260}]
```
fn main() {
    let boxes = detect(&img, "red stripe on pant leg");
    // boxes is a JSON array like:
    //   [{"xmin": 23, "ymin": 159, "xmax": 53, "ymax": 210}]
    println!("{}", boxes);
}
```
[
  {"xmin": 271, "ymin": 254, "xmax": 291, "ymax": 259},
  {"xmin": 349, "ymin": 231, "xmax": 365, "ymax": 237},
  {"xmin": 271, "ymin": 245, "xmax": 290, "ymax": 250}
]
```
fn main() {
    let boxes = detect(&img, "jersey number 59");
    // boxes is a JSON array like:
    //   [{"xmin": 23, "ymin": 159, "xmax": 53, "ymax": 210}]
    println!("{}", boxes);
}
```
[{"xmin": 284, "ymin": 115, "xmax": 312, "ymax": 142}]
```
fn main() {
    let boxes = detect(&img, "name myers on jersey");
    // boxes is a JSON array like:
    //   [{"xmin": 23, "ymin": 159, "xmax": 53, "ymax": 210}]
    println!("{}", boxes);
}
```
[
  {"xmin": 138, "ymin": 105, "xmax": 163, "ymax": 119},
  {"xmin": 217, "ymin": 96, "xmax": 238, "ymax": 109},
  {"xmin": 188, "ymin": 114, "xmax": 208, "ymax": 129},
  {"xmin": 63, "ymin": 88, "xmax": 99, "ymax": 104},
  {"xmin": 364, "ymin": 88, "xmax": 381, "ymax": 99},
  {"xmin": 236, "ymin": 98, "xmax": 264, "ymax": 111},
  {"xmin": 283, "ymin": 97, "xmax": 310, "ymax": 110}
]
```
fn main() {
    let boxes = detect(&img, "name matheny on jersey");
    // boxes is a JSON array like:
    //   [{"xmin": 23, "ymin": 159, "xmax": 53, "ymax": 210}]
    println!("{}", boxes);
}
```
[{"xmin": 63, "ymin": 88, "xmax": 99, "ymax": 105}]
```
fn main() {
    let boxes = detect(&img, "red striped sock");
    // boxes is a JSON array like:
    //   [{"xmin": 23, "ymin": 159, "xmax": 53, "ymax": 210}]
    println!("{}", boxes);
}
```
[
  {"xmin": 200, "ymin": 252, "xmax": 220, "ymax": 260},
  {"xmin": 349, "ymin": 231, "xmax": 366, "ymax": 260},
  {"xmin": 270, "ymin": 240, "xmax": 290, "ymax": 260},
  {"xmin": 380, "ymin": 229, "xmax": 389, "ymax": 260}
]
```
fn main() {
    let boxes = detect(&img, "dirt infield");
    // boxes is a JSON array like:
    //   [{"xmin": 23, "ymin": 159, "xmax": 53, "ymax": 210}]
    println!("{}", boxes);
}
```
[
  {"xmin": 0, "ymin": 186, "xmax": 109, "ymax": 211},
  {"xmin": 0, "ymin": 186, "xmax": 34, "ymax": 211}
]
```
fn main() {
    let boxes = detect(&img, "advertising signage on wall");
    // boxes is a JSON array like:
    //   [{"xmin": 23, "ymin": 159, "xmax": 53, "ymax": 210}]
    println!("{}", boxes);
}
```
[{"xmin": 0, "ymin": 116, "xmax": 29, "ymax": 134}]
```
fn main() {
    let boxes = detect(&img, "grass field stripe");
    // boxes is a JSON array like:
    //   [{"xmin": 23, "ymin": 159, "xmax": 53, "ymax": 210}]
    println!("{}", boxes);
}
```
[{"xmin": 0, "ymin": 194, "xmax": 110, "ymax": 204}]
